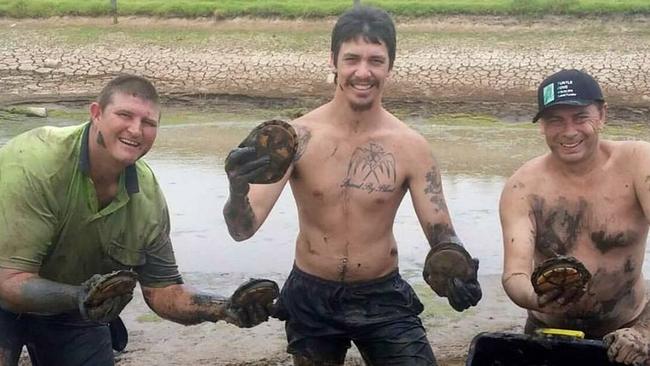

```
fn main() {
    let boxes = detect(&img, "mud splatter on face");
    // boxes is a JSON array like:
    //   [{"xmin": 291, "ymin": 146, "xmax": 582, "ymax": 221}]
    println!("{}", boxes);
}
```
[
  {"xmin": 624, "ymin": 257, "xmax": 635, "ymax": 273},
  {"xmin": 529, "ymin": 195, "xmax": 587, "ymax": 256},
  {"xmin": 97, "ymin": 131, "xmax": 106, "ymax": 147},
  {"xmin": 590, "ymin": 230, "xmax": 638, "ymax": 253}
]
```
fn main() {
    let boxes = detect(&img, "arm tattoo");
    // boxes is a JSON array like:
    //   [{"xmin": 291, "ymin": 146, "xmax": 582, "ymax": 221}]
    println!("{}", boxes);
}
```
[
  {"xmin": 424, "ymin": 165, "xmax": 447, "ymax": 212},
  {"xmin": 340, "ymin": 141, "xmax": 397, "ymax": 194},
  {"xmin": 293, "ymin": 125, "xmax": 312, "ymax": 162}
]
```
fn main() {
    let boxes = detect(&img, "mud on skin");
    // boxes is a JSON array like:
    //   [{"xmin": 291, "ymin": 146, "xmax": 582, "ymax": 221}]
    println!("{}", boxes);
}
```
[
  {"xmin": 529, "ymin": 195, "xmax": 587, "ymax": 256},
  {"xmin": 426, "ymin": 222, "xmax": 459, "ymax": 248},
  {"xmin": 223, "ymin": 196, "xmax": 255, "ymax": 238},
  {"xmin": 590, "ymin": 230, "xmax": 639, "ymax": 254}
]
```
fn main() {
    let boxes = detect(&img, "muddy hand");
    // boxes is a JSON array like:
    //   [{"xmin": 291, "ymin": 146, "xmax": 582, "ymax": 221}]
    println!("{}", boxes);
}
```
[
  {"xmin": 224, "ymin": 146, "xmax": 271, "ymax": 195},
  {"xmin": 223, "ymin": 278, "xmax": 280, "ymax": 328},
  {"xmin": 446, "ymin": 258, "xmax": 482, "ymax": 311},
  {"xmin": 603, "ymin": 328, "xmax": 650, "ymax": 365},
  {"xmin": 78, "ymin": 271, "xmax": 137, "ymax": 323}
]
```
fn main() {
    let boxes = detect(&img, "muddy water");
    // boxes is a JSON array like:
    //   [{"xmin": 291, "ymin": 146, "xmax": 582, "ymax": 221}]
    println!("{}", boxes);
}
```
[{"xmin": 2, "ymin": 108, "xmax": 650, "ymax": 281}]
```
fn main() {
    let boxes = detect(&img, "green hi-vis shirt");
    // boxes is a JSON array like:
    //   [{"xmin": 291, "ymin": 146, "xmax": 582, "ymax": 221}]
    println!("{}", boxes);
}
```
[{"xmin": 0, "ymin": 123, "xmax": 183, "ymax": 287}]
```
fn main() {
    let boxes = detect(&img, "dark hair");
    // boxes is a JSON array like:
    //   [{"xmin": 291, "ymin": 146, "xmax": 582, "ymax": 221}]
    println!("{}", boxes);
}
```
[
  {"xmin": 97, "ymin": 74, "xmax": 159, "ymax": 111},
  {"xmin": 331, "ymin": 5, "xmax": 396, "ymax": 70}
]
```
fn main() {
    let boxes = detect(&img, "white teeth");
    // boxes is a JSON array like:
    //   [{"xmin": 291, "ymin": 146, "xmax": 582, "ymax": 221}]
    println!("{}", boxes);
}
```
[
  {"xmin": 119, "ymin": 138, "xmax": 139, "ymax": 147},
  {"xmin": 561, "ymin": 141, "xmax": 580, "ymax": 148},
  {"xmin": 352, "ymin": 84, "xmax": 372, "ymax": 91}
]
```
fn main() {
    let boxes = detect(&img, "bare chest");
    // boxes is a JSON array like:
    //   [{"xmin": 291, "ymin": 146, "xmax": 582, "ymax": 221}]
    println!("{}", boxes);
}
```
[
  {"xmin": 528, "ymin": 180, "xmax": 646, "ymax": 257},
  {"xmin": 292, "ymin": 138, "xmax": 407, "ymax": 208}
]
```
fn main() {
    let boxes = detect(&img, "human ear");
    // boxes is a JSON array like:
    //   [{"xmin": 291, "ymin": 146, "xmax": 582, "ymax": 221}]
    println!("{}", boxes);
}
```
[{"xmin": 89, "ymin": 102, "xmax": 102, "ymax": 123}]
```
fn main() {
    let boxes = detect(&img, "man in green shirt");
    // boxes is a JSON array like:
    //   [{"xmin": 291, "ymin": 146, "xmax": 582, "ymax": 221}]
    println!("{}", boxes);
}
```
[{"xmin": 0, "ymin": 75, "xmax": 275, "ymax": 366}]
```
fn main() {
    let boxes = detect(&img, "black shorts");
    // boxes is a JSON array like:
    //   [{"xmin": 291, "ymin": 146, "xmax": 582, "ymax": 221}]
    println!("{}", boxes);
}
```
[
  {"xmin": 275, "ymin": 265, "xmax": 437, "ymax": 365},
  {"xmin": 0, "ymin": 307, "xmax": 114, "ymax": 366}
]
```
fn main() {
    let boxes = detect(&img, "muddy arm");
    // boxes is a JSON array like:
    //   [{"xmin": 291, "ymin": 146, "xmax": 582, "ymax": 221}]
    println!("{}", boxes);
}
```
[
  {"xmin": 406, "ymin": 135, "xmax": 461, "ymax": 247},
  {"xmin": 223, "ymin": 166, "xmax": 293, "ymax": 241},
  {"xmin": 632, "ymin": 142, "xmax": 650, "ymax": 225},
  {"xmin": 141, "ymin": 284, "xmax": 230, "ymax": 325},
  {"xmin": 499, "ymin": 177, "xmax": 541, "ymax": 311},
  {"xmin": 0, "ymin": 268, "xmax": 81, "ymax": 314}
]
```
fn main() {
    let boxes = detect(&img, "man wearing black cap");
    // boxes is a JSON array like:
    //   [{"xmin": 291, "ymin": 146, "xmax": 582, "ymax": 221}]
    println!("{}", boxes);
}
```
[{"xmin": 500, "ymin": 69, "xmax": 650, "ymax": 365}]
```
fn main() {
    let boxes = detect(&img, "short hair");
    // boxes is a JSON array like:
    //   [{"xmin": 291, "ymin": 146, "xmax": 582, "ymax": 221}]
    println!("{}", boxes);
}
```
[
  {"xmin": 97, "ymin": 74, "xmax": 159, "ymax": 111},
  {"xmin": 331, "ymin": 5, "xmax": 396, "ymax": 70}
]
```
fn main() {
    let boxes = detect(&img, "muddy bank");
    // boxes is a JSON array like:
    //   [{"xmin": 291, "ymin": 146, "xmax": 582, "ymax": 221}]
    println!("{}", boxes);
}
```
[
  {"xmin": 113, "ymin": 274, "xmax": 524, "ymax": 366},
  {"xmin": 0, "ymin": 16, "xmax": 649, "ymax": 118}
]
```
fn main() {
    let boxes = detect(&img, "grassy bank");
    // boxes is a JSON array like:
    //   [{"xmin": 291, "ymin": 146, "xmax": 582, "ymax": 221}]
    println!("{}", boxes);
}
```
[{"xmin": 1, "ymin": 0, "xmax": 650, "ymax": 19}]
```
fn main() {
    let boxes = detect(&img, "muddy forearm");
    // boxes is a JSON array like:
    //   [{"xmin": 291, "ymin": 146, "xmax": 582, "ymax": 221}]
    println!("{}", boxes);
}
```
[
  {"xmin": 223, "ymin": 192, "xmax": 257, "ymax": 241},
  {"xmin": 143, "ymin": 284, "xmax": 229, "ymax": 325},
  {"xmin": 426, "ymin": 222, "xmax": 463, "ymax": 248},
  {"xmin": 502, "ymin": 272, "xmax": 540, "ymax": 311},
  {"xmin": 0, "ymin": 274, "xmax": 80, "ymax": 314}
]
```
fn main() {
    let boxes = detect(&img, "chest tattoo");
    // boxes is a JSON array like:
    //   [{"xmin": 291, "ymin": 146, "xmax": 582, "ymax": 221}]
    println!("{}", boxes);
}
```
[{"xmin": 341, "ymin": 142, "xmax": 396, "ymax": 194}]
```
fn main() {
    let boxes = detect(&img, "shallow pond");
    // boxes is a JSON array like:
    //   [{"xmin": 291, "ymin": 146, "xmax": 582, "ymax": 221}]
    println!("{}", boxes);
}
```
[{"xmin": 2, "ymin": 105, "xmax": 649, "ymax": 282}]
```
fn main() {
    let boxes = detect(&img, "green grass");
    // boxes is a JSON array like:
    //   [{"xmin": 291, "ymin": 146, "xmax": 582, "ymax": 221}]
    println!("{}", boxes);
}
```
[
  {"xmin": 2, "ymin": 0, "xmax": 650, "ymax": 18},
  {"xmin": 412, "ymin": 282, "xmax": 476, "ymax": 324},
  {"xmin": 136, "ymin": 311, "xmax": 163, "ymax": 323}
]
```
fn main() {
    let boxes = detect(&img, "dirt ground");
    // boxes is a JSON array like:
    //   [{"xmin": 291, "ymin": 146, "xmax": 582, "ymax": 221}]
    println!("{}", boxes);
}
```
[
  {"xmin": 4, "ymin": 14, "xmax": 649, "ymax": 366},
  {"xmin": 112, "ymin": 275, "xmax": 524, "ymax": 366}
]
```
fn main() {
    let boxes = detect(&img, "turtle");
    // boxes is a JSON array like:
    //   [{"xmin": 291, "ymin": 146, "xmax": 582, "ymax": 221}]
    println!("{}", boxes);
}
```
[
  {"xmin": 423, "ymin": 242, "xmax": 476, "ymax": 298},
  {"xmin": 238, "ymin": 119, "xmax": 298, "ymax": 184},
  {"xmin": 82, "ymin": 270, "xmax": 138, "ymax": 308},
  {"xmin": 531, "ymin": 256, "xmax": 591, "ymax": 297},
  {"xmin": 230, "ymin": 278, "xmax": 279, "ymax": 310}
]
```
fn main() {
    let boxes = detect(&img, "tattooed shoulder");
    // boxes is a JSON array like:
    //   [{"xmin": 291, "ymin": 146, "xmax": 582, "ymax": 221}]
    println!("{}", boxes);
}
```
[{"xmin": 293, "ymin": 125, "xmax": 312, "ymax": 162}]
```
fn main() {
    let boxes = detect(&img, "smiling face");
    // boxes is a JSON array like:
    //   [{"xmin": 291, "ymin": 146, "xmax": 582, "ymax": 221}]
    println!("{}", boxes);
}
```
[
  {"xmin": 540, "ymin": 103, "xmax": 606, "ymax": 165},
  {"xmin": 331, "ymin": 37, "xmax": 391, "ymax": 112},
  {"xmin": 90, "ymin": 91, "xmax": 160, "ymax": 170}
]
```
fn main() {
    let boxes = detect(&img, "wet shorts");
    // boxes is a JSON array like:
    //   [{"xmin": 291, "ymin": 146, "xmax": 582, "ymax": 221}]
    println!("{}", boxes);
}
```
[
  {"xmin": 0, "ymin": 307, "xmax": 114, "ymax": 366},
  {"xmin": 275, "ymin": 265, "xmax": 437, "ymax": 365}
]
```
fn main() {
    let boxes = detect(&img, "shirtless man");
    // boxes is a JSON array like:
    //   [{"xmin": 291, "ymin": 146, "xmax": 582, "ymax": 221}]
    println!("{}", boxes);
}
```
[
  {"xmin": 223, "ymin": 6, "xmax": 481, "ymax": 365},
  {"xmin": 500, "ymin": 69, "xmax": 650, "ymax": 365}
]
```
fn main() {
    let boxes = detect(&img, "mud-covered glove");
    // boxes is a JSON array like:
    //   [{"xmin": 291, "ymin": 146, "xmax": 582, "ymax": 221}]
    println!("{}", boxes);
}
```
[
  {"xmin": 603, "ymin": 328, "xmax": 650, "ymax": 366},
  {"xmin": 423, "ymin": 243, "xmax": 482, "ymax": 311},
  {"xmin": 225, "ymin": 120, "xmax": 298, "ymax": 194},
  {"xmin": 78, "ymin": 270, "xmax": 138, "ymax": 323},
  {"xmin": 223, "ymin": 278, "xmax": 279, "ymax": 328}
]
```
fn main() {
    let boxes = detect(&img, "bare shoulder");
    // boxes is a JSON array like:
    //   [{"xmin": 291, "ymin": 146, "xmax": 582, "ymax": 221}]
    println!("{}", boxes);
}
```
[
  {"xmin": 607, "ymin": 139, "xmax": 650, "ymax": 161},
  {"xmin": 501, "ymin": 155, "xmax": 547, "ymax": 200},
  {"xmin": 382, "ymin": 113, "xmax": 430, "ymax": 152}
]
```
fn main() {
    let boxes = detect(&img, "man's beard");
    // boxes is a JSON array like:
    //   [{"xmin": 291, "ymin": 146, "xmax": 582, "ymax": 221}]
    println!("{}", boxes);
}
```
[{"xmin": 349, "ymin": 100, "xmax": 374, "ymax": 111}]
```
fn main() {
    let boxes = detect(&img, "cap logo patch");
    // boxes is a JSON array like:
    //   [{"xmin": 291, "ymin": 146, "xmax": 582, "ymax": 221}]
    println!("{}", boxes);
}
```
[
  {"xmin": 556, "ymin": 79, "xmax": 578, "ymax": 101},
  {"xmin": 543, "ymin": 83, "xmax": 555, "ymax": 106}
]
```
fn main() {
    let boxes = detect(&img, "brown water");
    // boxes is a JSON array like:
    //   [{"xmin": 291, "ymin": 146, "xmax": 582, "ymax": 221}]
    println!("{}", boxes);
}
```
[{"xmin": 2, "ymin": 106, "xmax": 649, "ymax": 281}]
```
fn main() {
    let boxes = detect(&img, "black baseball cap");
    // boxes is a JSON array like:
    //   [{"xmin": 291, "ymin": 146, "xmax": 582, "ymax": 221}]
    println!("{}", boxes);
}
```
[{"xmin": 533, "ymin": 69, "xmax": 604, "ymax": 122}]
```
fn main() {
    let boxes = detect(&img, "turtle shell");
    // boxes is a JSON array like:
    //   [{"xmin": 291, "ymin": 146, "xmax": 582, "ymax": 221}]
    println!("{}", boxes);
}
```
[
  {"xmin": 531, "ymin": 256, "xmax": 591, "ymax": 296},
  {"xmin": 231, "ymin": 278, "xmax": 279, "ymax": 308},
  {"xmin": 423, "ymin": 243, "xmax": 475, "ymax": 297},
  {"xmin": 84, "ymin": 270, "xmax": 138, "ymax": 307},
  {"xmin": 239, "ymin": 120, "xmax": 298, "ymax": 184}
]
